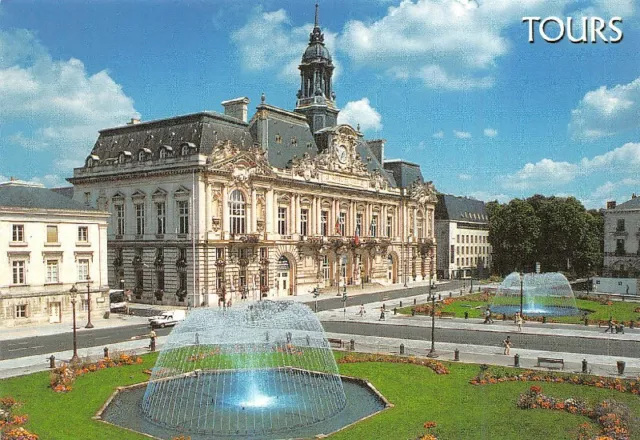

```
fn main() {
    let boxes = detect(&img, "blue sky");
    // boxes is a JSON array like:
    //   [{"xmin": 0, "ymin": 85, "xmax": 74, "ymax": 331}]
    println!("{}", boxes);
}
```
[{"xmin": 0, "ymin": 0, "xmax": 638, "ymax": 209}]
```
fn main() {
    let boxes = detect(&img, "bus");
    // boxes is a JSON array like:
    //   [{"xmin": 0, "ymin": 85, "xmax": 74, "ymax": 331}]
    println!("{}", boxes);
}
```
[{"xmin": 109, "ymin": 289, "xmax": 127, "ymax": 312}]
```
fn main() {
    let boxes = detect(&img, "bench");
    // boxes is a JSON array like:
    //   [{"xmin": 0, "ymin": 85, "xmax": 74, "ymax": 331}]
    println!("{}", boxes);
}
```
[
  {"xmin": 537, "ymin": 357, "xmax": 564, "ymax": 370},
  {"xmin": 438, "ymin": 312, "xmax": 456, "ymax": 319},
  {"xmin": 328, "ymin": 338, "xmax": 343, "ymax": 349}
]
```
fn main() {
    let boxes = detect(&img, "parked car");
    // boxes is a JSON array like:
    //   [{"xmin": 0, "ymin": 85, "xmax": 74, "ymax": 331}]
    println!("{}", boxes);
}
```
[
  {"xmin": 149, "ymin": 310, "xmax": 186, "ymax": 328},
  {"xmin": 109, "ymin": 290, "xmax": 127, "ymax": 312}
]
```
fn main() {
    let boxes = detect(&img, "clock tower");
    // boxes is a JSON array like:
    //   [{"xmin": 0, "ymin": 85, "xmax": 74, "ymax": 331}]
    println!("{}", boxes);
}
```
[{"xmin": 294, "ymin": 3, "xmax": 339, "ymax": 134}]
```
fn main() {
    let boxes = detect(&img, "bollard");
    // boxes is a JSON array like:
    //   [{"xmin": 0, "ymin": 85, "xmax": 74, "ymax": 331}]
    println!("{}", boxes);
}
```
[
  {"xmin": 617, "ymin": 361, "xmax": 625, "ymax": 375},
  {"xmin": 400, "ymin": 301, "xmax": 403, "ymax": 308},
  {"xmin": 464, "ymin": 311, "xmax": 469, "ymax": 320},
  {"xmin": 306, "ymin": 335, "xmax": 311, "ymax": 346},
  {"xmin": 393, "ymin": 308, "xmax": 397, "ymax": 315},
  {"xmin": 630, "ymin": 321, "xmax": 634, "ymax": 329},
  {"xmin": 454, "ymin": 349, "xmax": 460, "ymax": 361},
  {"xmin": 502, "ymin": 313, "xmax": 507, "ymax": 321},
  {"xmin": 150, "ymin": 338, "xmax": 156, "ymax": 352},
  {"xmin": 514, "ymin": 354, "xmax": 520, "ymax": 368},
  {"xmin": 350, "ymin": 339, "xmax": 355, "ymax": 351},
  {"xmin": 400, "ymin": 343, "xmax": 405, "ymax": 355},
  {"xmin": 582, "ymin": 359, "xmax": 588, "ymax": 374},
  {"xmin": 266, "ymin": 331, "xmax": 269, "ymax": 342},
  {"xmin": 438, "ymin": 294, "xmax": 441, "ymax": 301},
  {"xmin": 411, "ymin": 308, "xmax": 416, "ymax": 316},
  {"xmin": 414, "ymin": 298, "xmax": 417, "ymax": 305},
  {"xmin": 449, "ymin": 291, "xmax": 452, "ymax": 298},
  {"xmin": 383, "ymin": 303, "xmax": 386, "ymax": 310},
  {"xmin": 103, "ymin": 347, "xmax": 109, "ymax": 359},
  {"xmin": 48, "ymin": 355, "xmax": 56, "ymax": 369},
  {"xmin": 584, "ymin": 317, "xmax": 589, "ymax": 326},
  {"xmin": 542, "ymin": 316, "xmax": 547, "ymax": 324}
]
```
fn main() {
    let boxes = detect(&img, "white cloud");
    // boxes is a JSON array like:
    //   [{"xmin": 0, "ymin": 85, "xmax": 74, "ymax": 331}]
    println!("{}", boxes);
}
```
[
  {"xmin": 433, "ymin": 131, "xmax": 444, "ymax": 139},
  {"xmin": 580, "ymin": 142, "xmax": 640, "ymax": 172},
  {"xmin": 467, "ymin": 191, "xmax": 510, "ymax": 203},
  {"xmin": 569, "ymin": 77, "xmax": 640, "ymax": 141},
  {"xmin": 458, "ymin": 173, "xmax": 472, "ymax": 180},
  {"xmin": 231, "ymin": 7, "xmax": 339, "ymax": 82},
  {"xmin": 483, "ymin": 128, "xmax": 498, "ymax": 137},
  {"xmin": 454, "ymin": 130, "xmax": 472, "ymax": 139},
  {"xmin": 339, "ymin": 0, "xmax": 572, "ymax": 90},
  {"xmin": 503, "ymin": 159, "xmax": 579, "ymax": 190},
  {"xmin": 593, "ymin": 0, "xmax": 634, "ymax": 16},
  {"xmin": 0, "ymin": 29, "xmax": 139, "ymax": 173},
  {"xmin": 337, "ymin": 98, "xmax": 382, "ymax": 131}
]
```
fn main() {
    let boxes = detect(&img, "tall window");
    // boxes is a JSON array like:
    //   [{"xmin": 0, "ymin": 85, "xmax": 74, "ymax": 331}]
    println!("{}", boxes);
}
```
[
  {"xmin": 321, "ymin": 211, "xmax": 328, "ymax": 236},
  {"xmin": 15, "ymin": 304, "xmax": 27, "ymax": 318},
  {"xmin": 115, "ymin": 204, "xmax": 125, "ymax": 236},
  {"xmin": 355, "ymin": 213, "xmax": 363, "ymax": 236},
  {"xmin": 12, "ymin": 261, "xmax": 25, "ymax": 284},
  {"xmin": 46, "ymin": 260, "xmax": 59, "ymax": 283},
  {"xmin": 135, "ymin": 203, "xmax": 145, "ymax": 236},
  {"xmin": 616, "ymin": 239, "xmax": 625, "ymax": 255},
  {"xmin": 78, "ymin": 226, "xmax": 88, "ymax": 242},
  {"xmin": 77, "ymin": 259, "xmax": 89, "ymax": 281},
  {"xmin": 322, "ymin": 255, "xmax": 330, "ymax": 281},
  {"xmin": 300, "ymin": 209, "xmax": 308, "ymax": 236},
  {"xmin": 617, "ymin": 219, "xmax": 625, "ymax": 232},
  {"xmin": 371, "ymin": 215, "xmax": 378, "ymax": 237},
  {"xmin": 155, "ymin": 202, "xmax": 166, "ymax": 235},
  {"xmin": 229, "ymin": 190, "xmax": 246, "ymax": 235},
  {"xmin": 278, "ymin": 207, "xmax": 288, "ymax": 235},
  {"xmin": 339, "ymin": 212, "xmax": 346, "ymax": 236},
  {"xmin": 177, "ymin": 200, "xmax": 189, "ymax": 234},
  {"xmin": 417, "ymin": 213, "xmax": 424, "ymax": 239},
  {"xmin": 46, "ymin": 225, "xmax": 58, "ymax": 243},
  {"xmin": 387, "ymin": 216, "xmax": 393, "ymax": 238},
  {"xmin": 12, "ymin": 225, "xmax": 24, "ymax": 242}
]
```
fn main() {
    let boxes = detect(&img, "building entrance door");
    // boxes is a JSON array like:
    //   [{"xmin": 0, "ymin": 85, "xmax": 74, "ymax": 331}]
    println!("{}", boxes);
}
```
[
  {"xmin": 49, "ymin": 302, "xmax": 61, "ymax": 323},
  {"xmin": 276, "ymin": 256, "xmax": 291, "ymax": 297}
]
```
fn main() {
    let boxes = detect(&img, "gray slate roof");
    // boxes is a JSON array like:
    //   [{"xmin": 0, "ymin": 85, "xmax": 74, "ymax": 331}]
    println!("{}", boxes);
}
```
[
  {"xmin": 383, "ymin": 160, "xmax": 423, "ymax": 188},
  {"xmin": 435, "ymin": 194, "xmax": 488, "ymax": 223},
  {"xmin": 0, "ymin": 185, "xmax": 98, "ymax": 212},
  {"xmin": 614, "ymin": 197, "xmax": 640, "ymax": 210},
  {"xmin": 50, "ymin": 187, "xmax": 74, "ymax": 199}
]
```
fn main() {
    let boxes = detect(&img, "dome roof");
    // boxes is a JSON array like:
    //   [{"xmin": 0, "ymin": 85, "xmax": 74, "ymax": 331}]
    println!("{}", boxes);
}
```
[{"xmin": 302, "ymin": 41, "xmax": 332, "ymax": 62}]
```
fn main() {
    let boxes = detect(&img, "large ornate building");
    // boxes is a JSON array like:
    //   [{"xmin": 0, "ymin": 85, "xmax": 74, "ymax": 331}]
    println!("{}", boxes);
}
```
[
  {"xmin": 603, "ymin": 196, "xmax": 640, "ymax": 279},
  {"xmin": 68, "ymin": 8, "xmax": 438, "ymax": 307}
]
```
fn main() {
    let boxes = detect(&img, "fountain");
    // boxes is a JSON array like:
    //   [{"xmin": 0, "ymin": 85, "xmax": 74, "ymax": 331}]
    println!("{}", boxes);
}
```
[
  {"xmin": 490, "ymin": 272, "xmax": 580, "ymax": 317},
  {"xmin": 100, "ymin": 301, "xmax": 387, "ymax": 439}
]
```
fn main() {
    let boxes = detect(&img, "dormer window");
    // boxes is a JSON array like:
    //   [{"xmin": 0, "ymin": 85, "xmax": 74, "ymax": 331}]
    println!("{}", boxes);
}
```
[
  {"xmin": 275, "ymin": 134, "xmax": 282, "ymax": 144},
  {"xmin": 181, "ymin": 145, "xmax": 189, "ymax": 156},
  {"xmin": 138, "ymin": 150, "xmax": 146, "ymax": 161},
  {"xmin": 159, "ymin": 145, "xmax": 173, "ymax": 159},
  {"xmin": 118, "ymin": 151, "xmax": 132, "ymax": 164},
  {"xmin": 291, "ymin": 137, "xmax": 298, "ymax": 146},
  {"xmin": 85, "ymin": 154, "xmax": 99, "ymax": 168}
]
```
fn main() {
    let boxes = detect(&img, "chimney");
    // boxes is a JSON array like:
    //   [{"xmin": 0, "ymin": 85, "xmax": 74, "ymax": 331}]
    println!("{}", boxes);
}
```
[
  {"xmin": 632, "ymin": 193, "xmax": 637, "ymax": 199},
  {"xmin": 367, "ymin": 139, "xmax": 386, "ymax": 164},
  {"xmin": 607, "ymin": 201, "xmax": 617, "ymax": 209},
  {"xmin": 221, "ymin": 97, "xmax": 250, "ymax": 123},
  {"xmin": 127, "ymin": 118, "xmax": 141, "ymax": 125}
]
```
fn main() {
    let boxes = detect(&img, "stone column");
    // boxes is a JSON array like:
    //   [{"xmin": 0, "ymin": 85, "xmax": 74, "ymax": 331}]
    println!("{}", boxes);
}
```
[
  {"xmin": 251, "ymin": 188, "xmax": 257, "ymax": 233},
  {"xmin": 221, "ymin": 184, "xmax": 228, "ymax": 238},
  {"xmin": 266, "ymin": 189, "xmax": 274, "ymax": 234}
]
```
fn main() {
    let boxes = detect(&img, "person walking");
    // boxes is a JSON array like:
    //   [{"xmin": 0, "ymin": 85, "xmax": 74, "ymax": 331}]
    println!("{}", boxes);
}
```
[
  {"xmin": 379, "ymin": 306, "xmax": 386, "ymax": 321},
  {"xmin": 516, "ymin": 314, "xmax": 523, "ymax": 332},
  {"xmin": 357, "ymin": 304, "xmax": 366, "ymax": 317},
  {"xmin": 148, "ymin": 329, "xmax": 157, "ymax": 352},
  {"xmin": 503, "ymin": 336, "xmax": 512, "ymax": 355},
  {"xmin": 605, "ymin": 317, "xmax": 614, "ymax": 333}
]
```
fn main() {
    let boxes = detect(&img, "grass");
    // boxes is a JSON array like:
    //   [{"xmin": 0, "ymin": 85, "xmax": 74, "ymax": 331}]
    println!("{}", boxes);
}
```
[
  {"xmin": 399, "ymin": 293, "xmax": 640, "ymax": 324},
  {"xmin": 1, "ymin": 351, "xmax": 639, "ymax": 439}
]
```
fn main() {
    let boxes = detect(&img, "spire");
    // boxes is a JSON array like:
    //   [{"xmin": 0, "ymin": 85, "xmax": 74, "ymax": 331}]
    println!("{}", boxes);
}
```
[{"xmin": 314, "ymin": 2, "xmax": 319, "ymax": 28}]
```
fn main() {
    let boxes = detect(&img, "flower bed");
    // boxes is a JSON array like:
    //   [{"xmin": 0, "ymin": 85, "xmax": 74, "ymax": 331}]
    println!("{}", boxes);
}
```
[
  {"xmin": 517, "ymin": 386, "xmax": 633, "ymax": 440},
  {"xmin": 338, "ymin": 353, "xmax": 449, "ymax": 375},
  {"xmin": 50, "ymin": 353, "xmax": 143, "ymax": 393},
  {"xmin": 415, "ymin": 421, "xmax": 439, "ymax": 440},
  {"xmin": 469, "ymin": 366, "xmax": 640, "ymax": 395},
  {"xmin": 0, "ymin": 397, "xmax": 38, "ymax": 440}
]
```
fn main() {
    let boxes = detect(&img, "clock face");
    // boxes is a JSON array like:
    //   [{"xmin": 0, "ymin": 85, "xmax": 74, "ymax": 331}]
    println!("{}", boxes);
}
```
[{"xmin": 337, "ymin": 145, "xmax": 347, "ymax": 164}]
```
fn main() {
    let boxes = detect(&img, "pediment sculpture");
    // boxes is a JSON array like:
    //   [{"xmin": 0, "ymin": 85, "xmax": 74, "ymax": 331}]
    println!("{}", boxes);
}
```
[{"xmin": 409, "ymin": 180, "xmax": 438, "ymax": 206}]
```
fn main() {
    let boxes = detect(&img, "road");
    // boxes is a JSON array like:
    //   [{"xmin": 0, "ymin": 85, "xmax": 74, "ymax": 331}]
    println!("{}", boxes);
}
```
[{"xmin": 321, "ymin": 321, "xmax": 638, "ymax": 358}]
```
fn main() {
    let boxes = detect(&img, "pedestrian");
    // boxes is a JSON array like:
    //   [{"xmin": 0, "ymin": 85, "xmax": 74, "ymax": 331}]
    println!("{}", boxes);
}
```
[
  {"xmin": 149, "ymin": 329, "xmax": 157, "ymax": 351},
  {"xmin": 514, "ymin": 312, "xmax": 519, "ymax": 324},
  {"xmin": 503, "ymin": 336, "xmax": 511, "ymax": 355},
  {"xmin": 379, "ymin": 306, "xmax": 386, "ymax": 321},
  {"xmin": 357, "ymin": 304, "xmax": 366, "ymax": 317},
  {"xmin": 516, "ymin": 314, "xmax": 523, "ymax": 332},
  {"xmin": 227, "ymin": 299, "xmax": 232, "ymax": 309},
  {"xmin": 605, "ymin": 317, "xmax": 614, "ymax": 333}
]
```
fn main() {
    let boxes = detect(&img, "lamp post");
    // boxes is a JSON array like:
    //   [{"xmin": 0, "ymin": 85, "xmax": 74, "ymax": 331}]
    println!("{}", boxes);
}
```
[
  {"xmin": 519, "ymin": 271, "xmax": 524, "ymax": 317},
  {"xmin": 427, "ymin": 292, "xmax": 438, "ymax": 358},
  {"xmin": 85, "ymin": 275, "xmax": 94, "ymax": 329},
  {"xmin": 587, "ymin": 263, "xmax": 591, "ymax": 294},
  {"xmin": 69, "ymin": 284, "xmax": 80, "ymax": 363}
]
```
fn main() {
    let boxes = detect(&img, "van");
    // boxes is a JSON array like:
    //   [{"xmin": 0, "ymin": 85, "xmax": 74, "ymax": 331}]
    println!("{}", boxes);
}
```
[
  {"xmin": 149, "ymin": 310, "xmax": 186, "ymax": 328},
  {"xmin": 109, "ymin": 289, "xmax": 126, "ymax": 312}
]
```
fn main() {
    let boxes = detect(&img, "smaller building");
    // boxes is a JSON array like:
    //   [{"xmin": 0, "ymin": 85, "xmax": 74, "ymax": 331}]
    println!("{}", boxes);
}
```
[
  {"xmin": 435, "ymin": 194, "xmax": 491, "ymax": 279},
  {"xmin": 0, "ymin": 180, "xmax": 110, "ymax": 327},
  {"xmin": 603, "ymin": 195, "xmax": 640, "ymax": 279}
]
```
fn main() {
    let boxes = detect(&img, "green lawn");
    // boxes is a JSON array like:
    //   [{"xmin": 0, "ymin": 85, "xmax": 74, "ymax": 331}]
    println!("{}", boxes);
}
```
[
  {"xmin": 1, "ymin": 352, "xmax": 639, "ymax": 439},
  {"xmin": 400, "ymin": 293, "xmax": 640, "ymax": 324}
]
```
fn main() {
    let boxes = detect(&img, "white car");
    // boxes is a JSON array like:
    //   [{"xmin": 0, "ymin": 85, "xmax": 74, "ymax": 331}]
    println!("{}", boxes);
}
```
[{"xmin": 149, "ymin": 310, "xmax": 186, "ymax": 328}]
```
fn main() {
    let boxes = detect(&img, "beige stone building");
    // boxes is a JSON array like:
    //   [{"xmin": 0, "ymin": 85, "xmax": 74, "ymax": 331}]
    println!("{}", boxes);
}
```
[
  {"xmin": 603, "ymin": 196, "xmax": 640, "ymax": 278},
  {"xmin": 67, "ymin": 13, "xmax": 438, "ymax": 307},
  {"xmin": 0, "ymin": 181, "xmax": 110, "ymax": 327}
]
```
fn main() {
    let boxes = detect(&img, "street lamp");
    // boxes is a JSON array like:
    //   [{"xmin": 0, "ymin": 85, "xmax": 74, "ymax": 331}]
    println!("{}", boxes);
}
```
[
  {"xmin": 85, "ymin": 275, "xmax": 94, "ymax": 329},
  {"xmin": 68, "ymin": 284, "xmax": 80, "ymax": 363},
  {"xmin": 519, "ymin": 271, "xmax": 524, "ymax": 317},
  {"xmin": 587, "ymin": 263, "xmax": 591, "ymax": 294},
  {"xmin": 427, "ymin": 292, "xmax": 438, "ymax": 358}
]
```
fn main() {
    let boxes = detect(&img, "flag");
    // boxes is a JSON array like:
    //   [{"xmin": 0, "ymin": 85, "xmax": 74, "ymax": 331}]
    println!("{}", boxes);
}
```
[{"xmin": 354, "ymin": 228, "xmax": 360, "ymax": 246}]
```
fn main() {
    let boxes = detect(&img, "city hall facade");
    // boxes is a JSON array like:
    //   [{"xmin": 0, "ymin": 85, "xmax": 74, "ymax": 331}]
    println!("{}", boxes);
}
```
[{"xmin": 68, "ymin": 10, "xmax": 438, "ymax": 306}]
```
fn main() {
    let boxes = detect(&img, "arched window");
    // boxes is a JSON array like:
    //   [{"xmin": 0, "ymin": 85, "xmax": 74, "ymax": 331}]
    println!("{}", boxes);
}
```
[
  {"xmin": 118, "ymin": 153, "xmax": 126, "ymax": 164},
  {"xmin": 181, "ymin": 144, "xmax": 189, "ymax": 156},
  {"xmin": 138, "ymin": 150, "xmax": 146, "ymax": 161},
  {"xmin": 229, "ymin": 190, "xmax": 246, "ymax": 235},
  {"xmin": 159, "ymin": 148, "xmax": 167, "ymax": 159}
]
